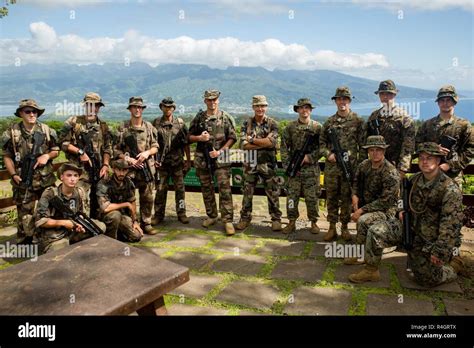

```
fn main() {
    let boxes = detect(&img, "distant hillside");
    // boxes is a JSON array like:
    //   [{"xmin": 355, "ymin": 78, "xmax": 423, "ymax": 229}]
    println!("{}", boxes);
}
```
[{"xmin": 0, "ymin": 63, "xmax": 434, "ymax": 115}]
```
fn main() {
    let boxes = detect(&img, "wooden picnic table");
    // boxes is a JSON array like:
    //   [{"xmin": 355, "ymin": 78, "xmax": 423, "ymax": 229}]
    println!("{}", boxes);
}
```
[{"xmin": 0, "ymin": 235, "xmax": 189, "ymax": 315}]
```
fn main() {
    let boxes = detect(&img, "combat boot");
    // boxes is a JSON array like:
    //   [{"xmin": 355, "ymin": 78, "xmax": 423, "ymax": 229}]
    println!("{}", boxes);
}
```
[
  {"xmin": 324, "ymin": 222, "xmax": 337, "ymax": 242},
  {"xmin": 348, "ymin": 265, "xmax": 380, "ymax": 283},
  {"xmin": 310, "ymin": 221, "xmax": 320, "ymax": 234},
  {"xmin": 178, "ymin": 214, "xmax": 190, "ymax": 224},
  {"xmin": 343, "ymin": 257, "xmax": 365, "ymax": 265},
  {"xmin": 151, "ymin": 215, "xmax": 162, "ymax": 226},
  {"xmin": 202, "ymin": 217, "xmax": 217, "ymax": 228},
  {"xmin": 236, "ymin": 220, "xmax": 250, "ymax": 230},
  {"xmin": 272, "ymin": 220, "xmax": 282, "ymax": 231},
  {"xmin": 225, "ymin": 222, "xmax": 235, "ymax": 236},
  {"xmin": 341, "ymin": 223, "xmax": 352, "ymax": 241},
  {"xmin": 450, "ymin": 256, "xmax": 465, "ymax": 275},
  {"xmin": 282, "ymin": 220, "xmax": 296, "ymax": 234},
  {"xmin": 143, "ymin": 224, "xmax": 157, "ymax": 235}
]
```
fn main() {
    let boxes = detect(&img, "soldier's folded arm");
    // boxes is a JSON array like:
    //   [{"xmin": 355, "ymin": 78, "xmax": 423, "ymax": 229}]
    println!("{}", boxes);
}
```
[
  {"xmin": 447, "ymin": 126, "xmax": 474, "ymax": 171},
  {"xmin": 362, "ymin": 171, "xmax": 399, "ymax": 213}
]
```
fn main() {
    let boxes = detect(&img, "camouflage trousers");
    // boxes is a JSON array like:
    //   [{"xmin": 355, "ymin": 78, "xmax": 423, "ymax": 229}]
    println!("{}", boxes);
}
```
[
  {"xmin": 196, "ymin": 167, "xmax": 233, "ymax": 222},
  {"xmin": 154, "ymin": 164, "xmax": 186, "ymax": 219},
  {"xmin": 102, "ymin": 211, "xmax": 141, "ymax": 242},
  {"xmin": 355, "ymin": 211, "xmax": 391, "ymax": 245},
  {"xmin": 135, "ymin": 181, "xmax": 155, "ymax": 226},
  {"xmin": 364, "ymin": 218, "xmax": 457, "ymax": 287},
  {"xmin": 240, "ymin": 167, "xmax": 282, "ymax": 222},
  {"xmin": 324, "ymin": 168, "xmax": 352, "ymax": 224},
  {"xmin": 38, "ymin": 219, "xmax": 106, "ymax": 254},
  {"xmin": 286, "ymin": 170, "xmax": 320, "ymax": 221},
  {"xmin": 13, "ymin": 186, "xmax": 48, "ymax": 243}
]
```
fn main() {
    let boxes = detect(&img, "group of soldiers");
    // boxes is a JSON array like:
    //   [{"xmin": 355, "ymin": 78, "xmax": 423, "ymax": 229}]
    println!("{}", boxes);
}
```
[{"xmin": 1, "ymin": 79, "xmax": 472, "ymax": 288}]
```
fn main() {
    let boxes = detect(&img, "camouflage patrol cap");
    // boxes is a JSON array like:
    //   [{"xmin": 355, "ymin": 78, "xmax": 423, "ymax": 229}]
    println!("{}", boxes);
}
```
[
  {"xmin": 293, "ymin": 98, "xmax": 315, "ymax": 112},
  {"xmin": 127, "ymin": 96, "xmax": 147, "ymax": 109},
  {"xmin": 416, "ymin": 142, "xmax": 444, "ymax": 157},
  {"xmin": 57, "ymin": 162, "xmax": 83, "ymax": 177},
  {"xmin": 362, "ymin": 135, "xmax": 389, "ymax": 149},
  {"xmin": 375, "ymin": 80, "xmax": 398, "ymax": 95},
  {"xmin": 331, "ymin": 86, "xmax": 353, "ymax": 100},
  {"xmin": 111, "ymin": 159, "xmax": 130, "ymax": 170},
  {"xmin": 435, "ymin": 85, "xmax": 459, "ymax": 104},
  {"xmin": 82, "ymin": 92, "xmax": 105, "ymax": 107},
  {"xmin": 14, "ymin": 99, "xmax": 45, "ymax": 117},
  {"xmin": 203, "ymin": 89, "xmax": 221, "ymax": 100},
  {"xmin": 252, "ymin": 95, "xmax": 268, "ymax": 106},
  {"xmin": 159, "ymin": 97, "xmax": 176, "ymax": 110}
]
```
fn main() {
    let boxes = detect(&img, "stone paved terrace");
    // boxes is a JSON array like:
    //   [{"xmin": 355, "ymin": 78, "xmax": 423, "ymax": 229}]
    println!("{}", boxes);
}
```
[{"xmin": 0, "ymin": 192, "xmax": 473, "ymax": 316}]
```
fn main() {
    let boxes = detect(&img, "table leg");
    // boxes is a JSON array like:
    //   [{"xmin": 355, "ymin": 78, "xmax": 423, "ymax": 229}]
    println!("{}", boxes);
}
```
[{"xmin": 137, "ymin": 296, "xmax": 168, "ymax": 316}]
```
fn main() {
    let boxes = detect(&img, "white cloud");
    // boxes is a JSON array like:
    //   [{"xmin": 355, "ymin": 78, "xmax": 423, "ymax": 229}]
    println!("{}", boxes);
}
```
[
  {"xmin": 351, "ymin": 0, "xmax": 473, "ymax": 12},
  {"xmin": 0, "ymin": 22, "xmax": 390, "ymax": 71}
]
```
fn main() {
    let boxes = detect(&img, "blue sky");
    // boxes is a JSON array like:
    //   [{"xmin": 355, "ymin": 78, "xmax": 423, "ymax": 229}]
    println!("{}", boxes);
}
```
[{"xmin": 1, "ymin": 0, "xmax": 473, "ymax": 90}]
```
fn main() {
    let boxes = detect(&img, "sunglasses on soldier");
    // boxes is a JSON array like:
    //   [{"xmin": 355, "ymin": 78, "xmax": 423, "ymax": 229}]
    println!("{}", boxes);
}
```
[{"xmin": 22, "ymin": 109, "xmax": 38, "ymax": 114}]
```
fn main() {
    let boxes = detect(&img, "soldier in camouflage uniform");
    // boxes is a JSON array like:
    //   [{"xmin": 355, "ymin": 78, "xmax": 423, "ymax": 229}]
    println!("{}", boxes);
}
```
[
  {"xmin": 320, "ymin": 87, "xmax": 365, "ymax": 242},
  {"xmin": 348, "ymin": 143, "xmax": 463, "ymax": 285},
  {"xmin": 151, "ymin": 97, "xmax": 191, "ymax": 225},
  {"xmin": 35, "ymin": 163, "xmax": 106, "ymax": 253},
  {"xmin": 281, "ymin": 98, "xmax": 322, "ymax": 235},
  {"xmin": 58, "ymin": 92, "xmax": 113, "ymax": 218},
  {"xmin": 344, "ymin": 135, "xmax": 400, "ymax": 265},
  {"xmin": 365, "ymin": 80, "xmax": 415, "ymax": 177},
  {"xmin": 189, "ymin": 89, "xmax": 237, "ymax": 236},
  {"xmin": 1, "ymin": 99, "xmax": 60, "ymax": 244},
  {"xmin": 415, "ymin": 85, "xmax": 474, "ymax": 186},
  {"xmin": 114, "ymin": 97, "xmax": 158, "ymax": 235},
  {"xmin": 96, "ymin": 159, "xmax": 143, "ymax": 242},
  {"xmin": 235, "ymin": 95, "xmax": 282, "ymax": 232}
]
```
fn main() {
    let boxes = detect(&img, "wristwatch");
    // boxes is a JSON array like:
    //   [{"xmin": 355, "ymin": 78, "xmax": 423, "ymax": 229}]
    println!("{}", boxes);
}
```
[{"xmin": 77, "ymin": 149, "xmax": 85, "ymax": 156}]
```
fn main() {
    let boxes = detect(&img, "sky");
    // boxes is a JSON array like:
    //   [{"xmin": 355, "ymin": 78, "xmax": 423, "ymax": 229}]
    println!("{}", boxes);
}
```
[{"xmin": 0, "ymin": 0, "xmax": 473, "ymax": 90}]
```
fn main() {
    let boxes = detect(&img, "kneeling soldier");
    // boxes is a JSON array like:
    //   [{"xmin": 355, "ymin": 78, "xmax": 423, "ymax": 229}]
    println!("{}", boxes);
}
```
[
  {"xmin": 348, "ymin": 143, "xmax": 463, "ymax": 285},
  {"xmin": 35, "ymin": 163, "xmax": 106, "ymax": 253},
  {"xmin": 97, "ymin": 159, "xmax": 143, "ymax": 242}
]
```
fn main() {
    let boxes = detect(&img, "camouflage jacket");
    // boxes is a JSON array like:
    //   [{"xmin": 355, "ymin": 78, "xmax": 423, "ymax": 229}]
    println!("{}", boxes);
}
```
[
  {"xmin": 35, "ymin": 184, "xmax": 86, "ymax": 229},
  {"xmin": 281, "ymin": 119, "xmax": 322, "ymax": 176},
  {"xmin": 352, "ymin": 158, "xmax": 400, "ymax": 214},
  {"xmin": 365, "ymin": 105, "xmax": 415, "ymax": 172},
  {"xmin": 415, "ymin": 114, "xmax": 474, "ymax": 177},
  {"xmin": 152, "ymin": 116, "xmax": 188, "ymax": 167},
  {"xmin": 320, "ymin": 111, "xmax": 365, "ymax": 175},
  {"xmin": 114, "ymin": 120, "xmax": 158, "ymax": 180},
  {"xmin": 407, "ymin": 171, "xmax": 462, "ymax": 262},
  {"xmin": 1, "ymin": 121, "xmax": 59, "ymax": 190},
  {"xmin": 58, "ymin": 115, "xmax": 113, "ymax": 177},
  {"xmin": 96, "ymin": 175, "xmax": 136, "ymax": 216},
  {"xmin": 189, "ymin": 109, "xmax": 237, "ymax": 169},
  {"xmin": 239, "ymin": 115, "xmax": 279, "ymax": 173}
]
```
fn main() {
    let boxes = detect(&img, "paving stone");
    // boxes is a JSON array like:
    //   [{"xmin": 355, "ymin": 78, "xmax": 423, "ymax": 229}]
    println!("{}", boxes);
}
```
[
  {"xmin": 283, "ymin": 286, "xmax": 352, "ymax": 315},
  {"xmin": 212, "ymin": 238, "xmax": 259, "ymax": 254},
  {"xmin": 244, "ymin": 225, "xmax": 288, "ymax": 240},
  {"xmin": 0, "ymin": 226, "xmax": 16, "ymax": 237},
  {"xmin": 256, "ymin": 241, "xmax": 306, "ymax": 257},
  {"xmin": 139, "ymin": 231, "xmax": 169, "ymax": 243},
  {"xmin": 395, "ymin": 263, "xmax": 463, "ymax": 294},
  {"xmin": 164, "ymin": 233, "xmax": 215, "ymax": 248},
  {"xmin": 165, "ymin": 252, "xmax": 216, "ymax": 270},
  {"xmin": 443, "ymin": 298, "xmax": 474, "ymax": 316},
  {"xmin": 215, "ymin": 281, "xmax": 280, "ymax": 310},
  {"xmin": 308, "ymin": 243, "xmax": 328, "ymax": 258},
  {"xmin": 135, "ymin": 246, "xmax": 169, "ymax": 257},
  {"xmin": 170, "ymin": 274, "xmax": 222, "ymax": 298},
  {"xmin": 210, "ymin": 254, "xmax": 267, "ymax": 276},
  {"xmin": 366, "ymin": 294, "xmax": 435, "ymax": 315},
  {"xmin": 237, "ymin": 310, "xmax": 271, "ymax": 316},
  {"xmin": 167, "ymin": 304, "xmax": 229, "ymax": 315},
  {"xmin": 334, "ymin": 264, "xmax": 391, "ymax": 288},
  {"xmin": 381, "ymin": 250, "xmax": 408, "ymax": 266},
  {"xmin": 270, "ymin": 259, "xmax": 326, "ymax": 283}
]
